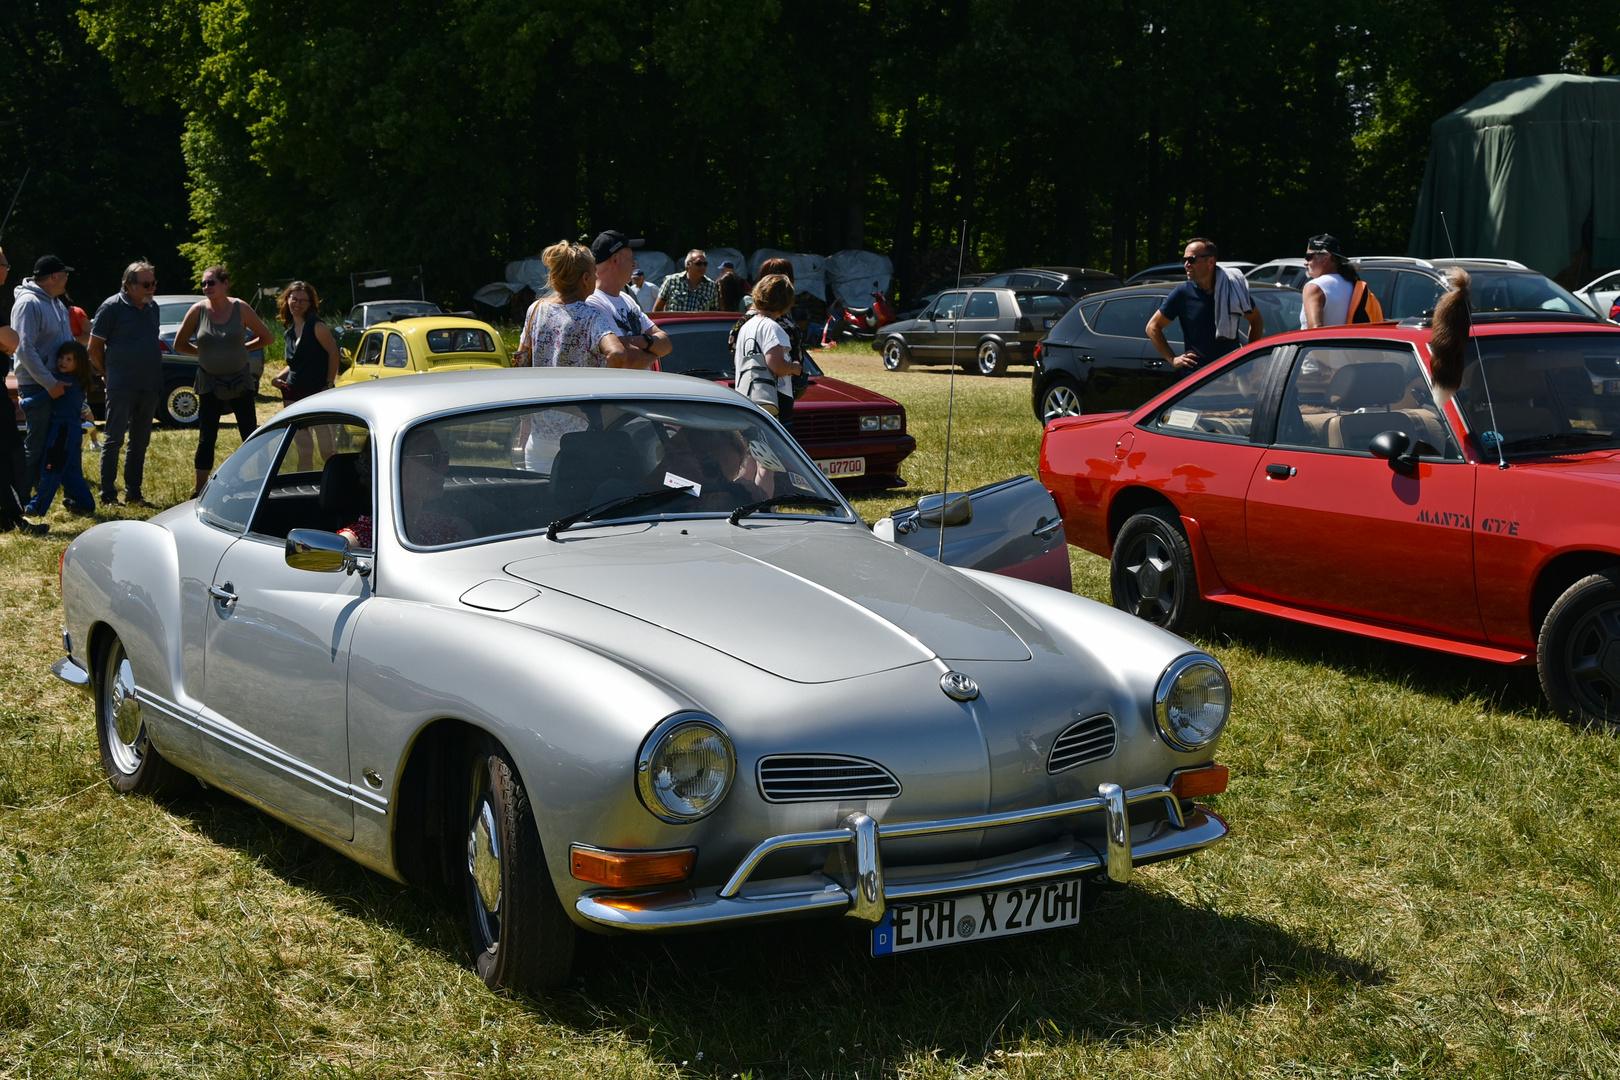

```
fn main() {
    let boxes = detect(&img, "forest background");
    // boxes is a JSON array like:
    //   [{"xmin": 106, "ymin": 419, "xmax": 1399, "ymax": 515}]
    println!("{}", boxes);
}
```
[{"xmin": 3, "ymin": 0, "xmax": 1619, "ymax": 310}]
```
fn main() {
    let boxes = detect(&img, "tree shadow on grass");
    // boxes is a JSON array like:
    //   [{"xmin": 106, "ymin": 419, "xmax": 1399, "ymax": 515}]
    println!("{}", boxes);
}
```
[{"xmin": 168, "ymin": 792, "xmax": 1376, "ymax": 1078}]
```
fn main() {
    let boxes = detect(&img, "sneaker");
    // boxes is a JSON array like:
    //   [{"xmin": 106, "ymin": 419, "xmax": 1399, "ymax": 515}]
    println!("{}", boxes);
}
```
[
  {"xmin": 126, "ymin": 497, "xmax": 156, "ymax": 509},
  {"xmin": 101, "ymin": 493, "xmax": 121, "ymax": 506},
  {"xmin": 20, "ymin": 520, "xmax": 47, "ymax": 536}
]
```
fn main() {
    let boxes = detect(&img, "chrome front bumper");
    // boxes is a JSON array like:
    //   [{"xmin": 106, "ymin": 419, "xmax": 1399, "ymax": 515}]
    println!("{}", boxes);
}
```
[{"xmin": 576, "ymin": 782, "xmax": 1227, "ymax": 931}]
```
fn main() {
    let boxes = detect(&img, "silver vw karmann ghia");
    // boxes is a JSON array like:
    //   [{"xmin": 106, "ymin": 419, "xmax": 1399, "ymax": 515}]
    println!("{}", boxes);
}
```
[{"xmin": 53, "ymin": 368, "xmax": 1231, "ymax": 994}]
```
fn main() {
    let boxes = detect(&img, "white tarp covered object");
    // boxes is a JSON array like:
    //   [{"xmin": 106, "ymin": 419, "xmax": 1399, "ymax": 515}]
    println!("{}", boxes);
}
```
[
  {"xmin": 473, "ymin": 282, "xmax": 524, "ymax": 308},
  {"xmin": 824, "ymin": 249, "xmax": 893, "ymax": 308},
  {"xmin": 704, "ymin": 247, "xmax": 747, "ymax": 276},
  {"xmin": 748, "ymin": 249, "xmax": 827, "ymax": 299},
  {"xmin": 505, "ymin": 258, "xmax": 550, "ymax": 294},
  {"xmin": 634, "ymin": 250, "xmax": 676, "ymax": 285}
]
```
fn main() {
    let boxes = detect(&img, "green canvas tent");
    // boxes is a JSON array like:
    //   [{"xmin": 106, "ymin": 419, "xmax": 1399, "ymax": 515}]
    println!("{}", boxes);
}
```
[{"xmin": 1409, "ymin": 74, "xmax": 1620, "ymax": 283}]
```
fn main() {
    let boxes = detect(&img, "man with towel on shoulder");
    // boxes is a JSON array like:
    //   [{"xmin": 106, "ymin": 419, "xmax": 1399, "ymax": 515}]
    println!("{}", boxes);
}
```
[{"xmin": 1146, "ymin": 237, "xmax": 1263, "ymax": 370}]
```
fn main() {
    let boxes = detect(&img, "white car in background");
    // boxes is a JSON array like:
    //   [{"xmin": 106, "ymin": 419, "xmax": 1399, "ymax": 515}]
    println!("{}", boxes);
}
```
[{"xmin": 1575, "ymin": 270, "xmax": 1620, "ymax": 321}]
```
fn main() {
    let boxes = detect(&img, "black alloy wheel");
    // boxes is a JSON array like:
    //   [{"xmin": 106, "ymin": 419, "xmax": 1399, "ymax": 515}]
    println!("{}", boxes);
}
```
[
  {"xmin": 1039, "ymin": 375, "xmax": 1084, "ymax": 423},
  {"xmin": 463, "ymin": 735, "xmax": 576, "ymax": 994},
  {"xmin": 163, "ymin": 380, "xmax": 201, "ymax": 427},
  {"xmin": 1539, "ymin": 570, "xmax": 1620, "ymax": 728},
  {"xmin": 976, "ymin": 340, "xmax": 1008, "ymax": 377},
  {"xmin": 95, "ymin": 634, "xmax": 191, "ymax": 797},
  {"xmin": 1109, "ymin": 507, "xmax": 1208, "ymax": 635},
  {"xmin": 881, "ymin": 337, "xmax": 911, "ymax": 372}
]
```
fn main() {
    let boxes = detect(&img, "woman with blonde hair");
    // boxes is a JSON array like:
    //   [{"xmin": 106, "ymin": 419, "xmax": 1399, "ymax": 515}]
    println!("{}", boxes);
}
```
[{"xmin": 514, "ymin": 241, "xmax": 627, "ymax": 368}]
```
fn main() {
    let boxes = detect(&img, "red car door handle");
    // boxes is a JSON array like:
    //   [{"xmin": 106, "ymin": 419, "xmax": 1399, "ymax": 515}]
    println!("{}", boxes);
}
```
[{"xmin": 1265, "ymin": 463, "xmax": 1297, "ymax": 479}]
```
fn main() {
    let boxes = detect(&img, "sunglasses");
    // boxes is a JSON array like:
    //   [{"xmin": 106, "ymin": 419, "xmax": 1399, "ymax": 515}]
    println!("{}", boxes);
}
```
[
  {"xmin": 201, "ymin": 279, "xmax": 224, "ymax": 288},
  {"xmin": 1183, "ymin": 254, "xmax": 1210, "ymax": 264},
  {"xmin": 690, "ymin": 260, "xmax": 708, "ymax": 267},
  {"xmin": 135, "ymin": 279, "xmax": 156, "ymax": 288},
  {"xmin": 407, "ymin": 450, "xmax": 450, "ymax": 469}
]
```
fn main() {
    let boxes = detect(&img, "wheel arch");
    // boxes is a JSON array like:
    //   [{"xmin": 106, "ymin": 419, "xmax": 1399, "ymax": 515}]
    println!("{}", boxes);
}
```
[
  {"xmin": 1106, "ymin": 485, "xmax": 1180, "ymax": 550},
  {"xmin": 390, "ymin": 715, "xmax": 480, "ymax": 895},
  {"xmin": 1531, "ymin": 550, "xmax": 1620, "ymax": 638}
]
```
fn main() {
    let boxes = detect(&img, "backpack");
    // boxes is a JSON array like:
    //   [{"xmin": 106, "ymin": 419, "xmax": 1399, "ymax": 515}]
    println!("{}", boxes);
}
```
[{"xmin": 1349, "ymin": 279, "xmax": 1385, "ymax": 323}]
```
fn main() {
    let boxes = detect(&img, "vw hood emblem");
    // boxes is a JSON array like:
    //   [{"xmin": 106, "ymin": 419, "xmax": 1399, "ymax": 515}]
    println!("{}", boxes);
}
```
[{"xmin": 940, "ymin": 671, "xmax": 979, "ymax": 701}]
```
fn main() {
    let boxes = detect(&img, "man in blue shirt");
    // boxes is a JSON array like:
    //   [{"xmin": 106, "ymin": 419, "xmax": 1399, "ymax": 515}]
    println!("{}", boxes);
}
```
[
  {"xmin": 89, "ymin": 260, "xmax": 164, "ymax": 506},
  {"xmin": 1146, "ymin": 238, "xmax": 1262, "ymax": 369}
]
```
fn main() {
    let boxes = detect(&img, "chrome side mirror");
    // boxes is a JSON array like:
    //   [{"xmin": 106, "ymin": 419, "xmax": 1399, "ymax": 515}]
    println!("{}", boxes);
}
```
[
  {"xmin": 916, "ymin": 491, "xmax": 972, "ymax": 528},
  {"xmin": 286, "ymin": 529, "xmax": 370, "ymax": 576}
]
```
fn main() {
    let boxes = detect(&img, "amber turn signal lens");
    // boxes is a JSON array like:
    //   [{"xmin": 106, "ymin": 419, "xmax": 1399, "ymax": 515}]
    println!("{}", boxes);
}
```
[
  {"xmin": 570, "ymin": 845, "xmax": 696, "ymax": 888},
  {"xmin": 1170, "ymin": 763, "xmax": 1229, "ymax": 800}
]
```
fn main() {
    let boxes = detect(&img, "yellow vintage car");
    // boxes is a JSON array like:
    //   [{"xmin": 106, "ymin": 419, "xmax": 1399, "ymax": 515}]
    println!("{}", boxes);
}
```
[{"xmin": 336, "ymin": 315, "xmax": 509, "ymax": 385}]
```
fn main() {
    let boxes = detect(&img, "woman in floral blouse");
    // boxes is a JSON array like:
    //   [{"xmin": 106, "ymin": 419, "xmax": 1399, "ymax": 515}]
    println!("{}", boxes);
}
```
[{"xmin": 515, "ymin": 240, "xmax": 628, "ymax": 368}]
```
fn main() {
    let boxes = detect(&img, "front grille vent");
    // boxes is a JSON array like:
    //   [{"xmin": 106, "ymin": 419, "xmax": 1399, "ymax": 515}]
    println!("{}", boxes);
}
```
[
  {"xmin": 757, "ymin": 754, "xmax": 902, "ymax": 803},
  {"xmin": 792, "ymin": 412, "xmax": 861, "ymax": 442},
  {"xmin": 1047, "ymin": 714, "xmax": 1118, "ymax": 773}
]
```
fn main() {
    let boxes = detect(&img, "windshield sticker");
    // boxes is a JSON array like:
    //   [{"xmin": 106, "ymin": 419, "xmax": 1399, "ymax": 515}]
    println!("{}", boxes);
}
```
[
  {"xmin": 789, "ymin": 471, "xmax": 814, "ymax": 491},
  {"xmin": 663, "ymin": 472, "xmax": 701, "ymax": 496},
  {"xmin": 1479, "ymin": 517, "xmax": 1520, "ymax": 535},
  {"xmin": 1416, "ymin": 509, "xmax": 1470, "ymax": 528},
  {"xmin": 1163, "ymin": 408, "xmax": 1200, "ymax": 429},
  {"xmin": 749, "ymin": 439, "xmax": 786, "ymax": 472}
]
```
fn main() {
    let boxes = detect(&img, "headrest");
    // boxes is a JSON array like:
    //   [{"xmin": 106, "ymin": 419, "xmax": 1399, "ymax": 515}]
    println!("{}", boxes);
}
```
[
  {"xmin": 320, "ymin": 452, "xmax": 364, "ymax": 513},
  {"xmin": 1329, "ymin": 362, "xmax": 1409, "ymax": 409}
]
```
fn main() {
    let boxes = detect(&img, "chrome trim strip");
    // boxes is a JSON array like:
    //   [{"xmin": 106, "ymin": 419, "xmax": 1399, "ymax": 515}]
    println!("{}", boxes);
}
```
[
  {"xmin": 50, "ymin": 656, "xmax": 90, "ymax": 687},
  {"xmin": 576, "ymin": 807, "xmax": 1228, "ymax": 931}
]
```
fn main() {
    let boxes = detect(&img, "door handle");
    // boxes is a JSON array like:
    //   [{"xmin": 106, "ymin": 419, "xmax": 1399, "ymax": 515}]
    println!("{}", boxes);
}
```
[
  {"xmin": 1032, "ymin": 516, "xmax": 1064, "ymax": 538},
  {"xmin": 208, "ymin": 583, "xmax": 238, "ymax": 605},
  {"xmin": 1144, "ymin": 357, "xmax": 1167, "ymax": 368},
  {"xmin": 1265, "ymin": 463, "xmax": 1296, "ymax": 479}
]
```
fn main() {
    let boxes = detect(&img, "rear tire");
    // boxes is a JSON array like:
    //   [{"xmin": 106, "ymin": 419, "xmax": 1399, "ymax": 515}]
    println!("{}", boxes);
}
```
[
  {"xmin": 1038, "ymin": 375, "xmax": 1084, "ymax": 423},
  {"xmin": 1538, "ymin": 571, "xmax": 1620, "ymax": 728},
  {"xmin": 95, "ymin": 635, "xmax": 191, "ymax": 797},
  {"xmin": 976, "ymin": 340, "xmax": 1007, "ymax": 377},
  {"xmin": 464, "ymin": 735, "xmax": 576, "ymax": 995},
  {"xmin": 163, "ymin": 380, "xmax": 200, "ymax": 427},
  {"xmin": 881, "ymin": 337, "xmax": 910, "ymax": 372},
  {"xmin": 1110, "ymin": 507, "xmax": 1208, "ymax": 635}
]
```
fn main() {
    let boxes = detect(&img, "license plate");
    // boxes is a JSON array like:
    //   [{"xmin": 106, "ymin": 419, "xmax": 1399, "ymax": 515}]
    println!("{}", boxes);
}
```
[
  {"xmin": 816, "ymin": 457, "xmax": 866, "ymax": 478},
  {"xmin": 871, "ymin": 879, "xmax": 1081, "ymax": 955}
]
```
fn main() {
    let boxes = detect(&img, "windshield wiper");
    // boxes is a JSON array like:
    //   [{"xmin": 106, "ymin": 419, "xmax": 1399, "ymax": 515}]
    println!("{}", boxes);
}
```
[
  {"xmin": 667, "ymin": 368, "xmax": 733, "ymax": 380},
  {"xmin": 1498, "ymin": 431, "xmax": 1618, "ymax": 455},
  {"xmin": 728, "ymin": 495, "xmax": 845, "ymax": 525},
  {"xmin": 547, "ymin": 487, "xmax": 697, "ymax": 539}
]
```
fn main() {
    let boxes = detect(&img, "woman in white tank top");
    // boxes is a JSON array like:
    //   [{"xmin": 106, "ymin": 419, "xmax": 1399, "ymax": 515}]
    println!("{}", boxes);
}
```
[{"xmin": 1300, "ymin": 233, "xmax": 1354, "ymax": 327}]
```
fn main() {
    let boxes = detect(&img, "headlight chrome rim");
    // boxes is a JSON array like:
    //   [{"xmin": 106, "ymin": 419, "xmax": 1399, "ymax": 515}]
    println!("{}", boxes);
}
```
[
  {"xmin": 1154, "ymin": 654, "xmax": 1231, "ymax": 752},
  {"xmin": 635, "ymin": 712, "xmax": 736, "ymax": 823}
]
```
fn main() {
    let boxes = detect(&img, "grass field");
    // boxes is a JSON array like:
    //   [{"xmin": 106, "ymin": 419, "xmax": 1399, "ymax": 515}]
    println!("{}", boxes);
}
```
[{"xmin": 2, "ymin": 346, "xmax": 1619, "ymax": 1078}]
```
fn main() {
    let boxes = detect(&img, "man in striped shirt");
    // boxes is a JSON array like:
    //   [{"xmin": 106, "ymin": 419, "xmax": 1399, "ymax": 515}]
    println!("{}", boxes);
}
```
[{"xmin": 653, "ymin": 249, "xmax": 719, "ymax": 312}]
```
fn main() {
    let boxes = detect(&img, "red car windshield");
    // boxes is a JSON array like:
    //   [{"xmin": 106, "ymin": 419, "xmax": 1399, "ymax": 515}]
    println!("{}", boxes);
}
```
[{"xmin": 1456, "ymin": 334, "xmax": 1620, "ymax": 456}]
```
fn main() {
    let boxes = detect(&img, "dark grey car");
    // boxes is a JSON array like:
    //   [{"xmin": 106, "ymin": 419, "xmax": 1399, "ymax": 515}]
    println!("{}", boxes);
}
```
[
  {"xmin": 876, "ymin": 288, "xmax": 1076, "ymax": 376},
  {"xmin": 1352, "ymin": 257, "xmax": 1602, "ymax": 321},
  {"xmin": 1030, "ymin": 282, "xmax": 1302, "ymax": 422}
]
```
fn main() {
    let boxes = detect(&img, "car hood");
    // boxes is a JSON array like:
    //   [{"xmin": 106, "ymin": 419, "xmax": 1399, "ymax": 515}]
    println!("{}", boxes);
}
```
[
  {"xmin": 503, "ymin": 524, "xmax": 1032, "ymax": 682},
  {"xmin": 800, "ymin": 375, "xmax": 900, "ymax": 407}
]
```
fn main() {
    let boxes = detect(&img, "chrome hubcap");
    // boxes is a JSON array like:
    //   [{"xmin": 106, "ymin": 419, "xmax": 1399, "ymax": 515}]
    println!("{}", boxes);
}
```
[
  {"xmin": 1566, "ymin": 600, "xmax": 1620, "ymax": 718},
  {"xmin": 1124, "ymin": 533, "xmax": 1176, "ymax": 622},
  {"xmin": 883, "ymin": 342, "xmax": 902, "ymax": 368},
  {"xmin": 169, "ymin": 388, "xmax": 199, "ymax": 423},
  {"xmin": 468, "ymin": 798, "xmax": 502, "ymax": 916},
  {"xmin": 978, "ymin": 345, "xmax": 999, "ymax": 374},
  {"xmin": 1044, "ymin": 385, "xmax": 1082, "ymax": 420},
  {"xmin": 104, "ymin": 651, "xmax": 146, "ymax": 774}
]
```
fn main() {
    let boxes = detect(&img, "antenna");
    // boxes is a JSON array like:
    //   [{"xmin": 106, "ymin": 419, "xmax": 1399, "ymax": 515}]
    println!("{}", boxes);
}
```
[
  {"xmin": 939, "ymin": 219, "xmax": 967, "ymax": 562},
  {"xmin": 1439, "ymin": 210, "xmax": 1508, "ymax": 470},
  {"xmin": 0, "ymin": 166, "xmax": 29, "ymax": 241}
]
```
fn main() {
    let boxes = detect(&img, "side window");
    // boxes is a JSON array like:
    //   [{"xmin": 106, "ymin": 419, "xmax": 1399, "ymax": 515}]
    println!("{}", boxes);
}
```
[
  {"xmin": 357, "ymin": 333, "xmax": 384, "ymax": 366},
  {"xmin": 964, "ymin": 291, "xmax": 999, "ymax": 319},
  {"xmin": 1091, "ymin": 296, "xmax": 1162, "ymax": 339},
  {"xmin": 933, "ymin": 292, "xmax": 965, "ymax": 321},
  {"xmin": 1275, "ymin": 345, "xmax": 1459, "ymax": 458},
  {"xmin": 1147, "ymin": 349, "xmax": 1279, "ymax": 441},
  {"xmin": 1249, "ymin": 266, "xmax": 1277, "ymax": 283},
  {"xmin": 1389, "ymin": 273, "xmax": 1443, "ymax": 318},
  {"xmin": 251, "ymin": 419, "xmax": 373, "ymax": 542},
  {"xmin": 383, "ymin": 333, "xmax": 409, "ymax": 368},
  {"xmin": 197, "ymin": 427, "xmax": 287, "ymax": 534},
  {"xmin": 1357, "ymin": 269, "xmax": 1393, "ymax": 310}
]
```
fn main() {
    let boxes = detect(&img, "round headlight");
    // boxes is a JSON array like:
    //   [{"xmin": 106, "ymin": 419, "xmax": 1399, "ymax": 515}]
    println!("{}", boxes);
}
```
[
  {"xmin": 636, "ymin": 714, "xmax": 735, "ymax": 823},
  {"xmin": 1154, "ymin": 655, "xmax": 1230, "ymax": 751}
]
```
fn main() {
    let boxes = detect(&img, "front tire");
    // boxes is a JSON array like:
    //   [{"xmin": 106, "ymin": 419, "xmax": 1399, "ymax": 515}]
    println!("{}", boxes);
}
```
[
  {"xmin": 163, "ymin": 380, "xmax": 201, "ymax": 427},
  {"xmin": 95, "ymin": 635, "xmax": 191, "ymax": 796},
  {"xmin": 976, "ymin": 340, "xmax": 1007, "ymax": 377},
  {"xmin": 1038, "ymin": 375, "xmax": 1084, "ymax": 423},
  {"xmin": 464, "ymin": 736, "xmax": 576, "ymax": 995},
  {"xmin": 1110, "ymin": 507, "xmax": 1208, "ymax": 635},
  {"xmin": 1538, "ymin": 571, "xmax": 1620, "ymax": 728},
  {"xmin": 881, "ymin": 337, "xmax": 911, "ymax": 372}
]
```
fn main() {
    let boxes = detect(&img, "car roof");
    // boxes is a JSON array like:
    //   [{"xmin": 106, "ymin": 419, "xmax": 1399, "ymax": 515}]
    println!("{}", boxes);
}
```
[
  {"xmin": 366, "ymin": 315, "xmax": 500, "ymax": 335},
  {"xmin": 357, "ymin": 299, "xmax": 438, "ymax": 308}
]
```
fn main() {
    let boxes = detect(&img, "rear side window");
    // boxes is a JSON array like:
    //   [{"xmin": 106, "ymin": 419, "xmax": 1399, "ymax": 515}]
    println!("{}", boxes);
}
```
[
  {"xmin": 1092, "ymin": 296, "xmax": 1162, "ymax": 338},
  {"xmin": 1389, "ymin": 272, "xmax": 1444, "ymax": 318},
  {"xmin": 384, "ymin": 333, "xmax": 409, "ymax": 368},
  {"xmin": 964, "ymin": 292, "xmax": 999, "ymax": 319},
  {"xmin": 1148, "ymin": 349, "xmax": 1281, "ymax": 442}
]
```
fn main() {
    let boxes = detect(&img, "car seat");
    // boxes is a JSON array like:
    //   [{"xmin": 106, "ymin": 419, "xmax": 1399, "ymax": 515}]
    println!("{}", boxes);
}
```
[
  {"xmin": 319, "ymin": 452, "xmax": 367, "ymax": 538},
  {"xmin": 1467, "ymin": 363, "xmax": 1557, "ymax": 443},
  {"xmin": 1325, "ymin": 362, "xmax": 1412, "ymax": 450},
  {"xmin": 548, "ymin": 429, "xmax": 639, "ymax": 512}
]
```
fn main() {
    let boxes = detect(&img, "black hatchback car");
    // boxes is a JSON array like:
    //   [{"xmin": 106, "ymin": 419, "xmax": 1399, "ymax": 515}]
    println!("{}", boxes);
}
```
[{"xmin": 1030, "ymin": 282, "xmax": 1302, "ymax": 422}]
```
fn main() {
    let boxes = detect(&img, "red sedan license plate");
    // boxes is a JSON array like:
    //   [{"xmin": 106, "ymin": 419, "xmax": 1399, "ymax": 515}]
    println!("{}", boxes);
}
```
[
  {"xmin": 816, "ymin": 457, "xmax": 866, "ymax": 478},
  {"xmin": 871, "ymin": 879, "xmax": 1081, "ymax": 955}
]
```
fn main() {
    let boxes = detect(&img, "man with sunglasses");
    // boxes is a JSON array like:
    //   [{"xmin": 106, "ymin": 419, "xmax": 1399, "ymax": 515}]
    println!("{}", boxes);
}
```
[
  {"xmin": 1146, "ymin": 238, "xmax": 1263, "ymax": 370},
  {"xmin": 653, "ymin": 249, "xmax": 720, "ymax": 312},
  {"xmin": 88, "ymin": 260, "xmax": 164, "ymax": 507}
]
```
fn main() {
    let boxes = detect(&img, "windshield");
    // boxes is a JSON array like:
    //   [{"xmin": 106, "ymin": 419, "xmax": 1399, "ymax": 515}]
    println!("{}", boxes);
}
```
[
  {"xmin": 356, "ymin": 301, "xmax": 439, "ymax": 326},
  {"xmin": 398, "ymin": 398, "xmax": 850, "ymax": 547},
  {"xmin": 1455, "ymin": 333, "xmax": 1620, "ymax": 457},
  {"xmin": 1465, "ymin": 270, "xmax": 1597, "ymax": 317}
]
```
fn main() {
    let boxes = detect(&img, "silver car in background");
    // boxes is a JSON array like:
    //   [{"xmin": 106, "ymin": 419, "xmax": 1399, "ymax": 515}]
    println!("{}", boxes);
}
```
[{"xmin": 53, "ymin": 369, "xmax": 1231, "ymax": 994}]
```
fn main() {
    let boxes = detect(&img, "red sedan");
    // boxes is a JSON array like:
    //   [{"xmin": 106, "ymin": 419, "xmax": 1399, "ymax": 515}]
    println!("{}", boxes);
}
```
[
  {"xmin": 1038, "ymin": 315, "xmax": 1620, "ymax": 726},
  {"xmin": 650, "ymin": 312, "xmax": 916, "ymax": 487}
]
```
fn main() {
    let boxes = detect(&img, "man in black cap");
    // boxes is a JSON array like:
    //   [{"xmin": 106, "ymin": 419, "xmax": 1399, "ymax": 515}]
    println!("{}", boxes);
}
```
[
  {"xmin": 10, "ymin": 255, "xmax": 77, "ymax": 502},
  {"xmin": 586, "ymin": 230, "xmax": 670, "ymax": 369},
  {"xmin": 1301, "ymin": 233, "xmax": 1356, "ymax": 328}
]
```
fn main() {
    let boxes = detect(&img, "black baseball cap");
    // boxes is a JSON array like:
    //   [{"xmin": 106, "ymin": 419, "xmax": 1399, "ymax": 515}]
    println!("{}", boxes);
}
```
[
  {"xmin": 590, "ymin": 230, "xmax": 643, "ymax": 264},
  {"xmin": 33, "ymin": 255, "xmax": 73, "ymax": 276},
  {"xmin": 1305, "ymin": 233, "xmax": 1342, "ymax": 256}
]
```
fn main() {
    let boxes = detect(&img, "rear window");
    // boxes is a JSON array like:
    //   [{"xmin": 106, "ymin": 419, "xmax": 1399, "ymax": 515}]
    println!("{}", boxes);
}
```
[
  {"xmin": 426, "ymin": 327, "xmax": 497, "ymax": 354},
  {"xmin": 658, "ymin": 323, "xmax": 737, "ymax": 379},
  {"xmin": 1015, "ymin": 293, "xmax": 1072, "ymax": 316}
]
